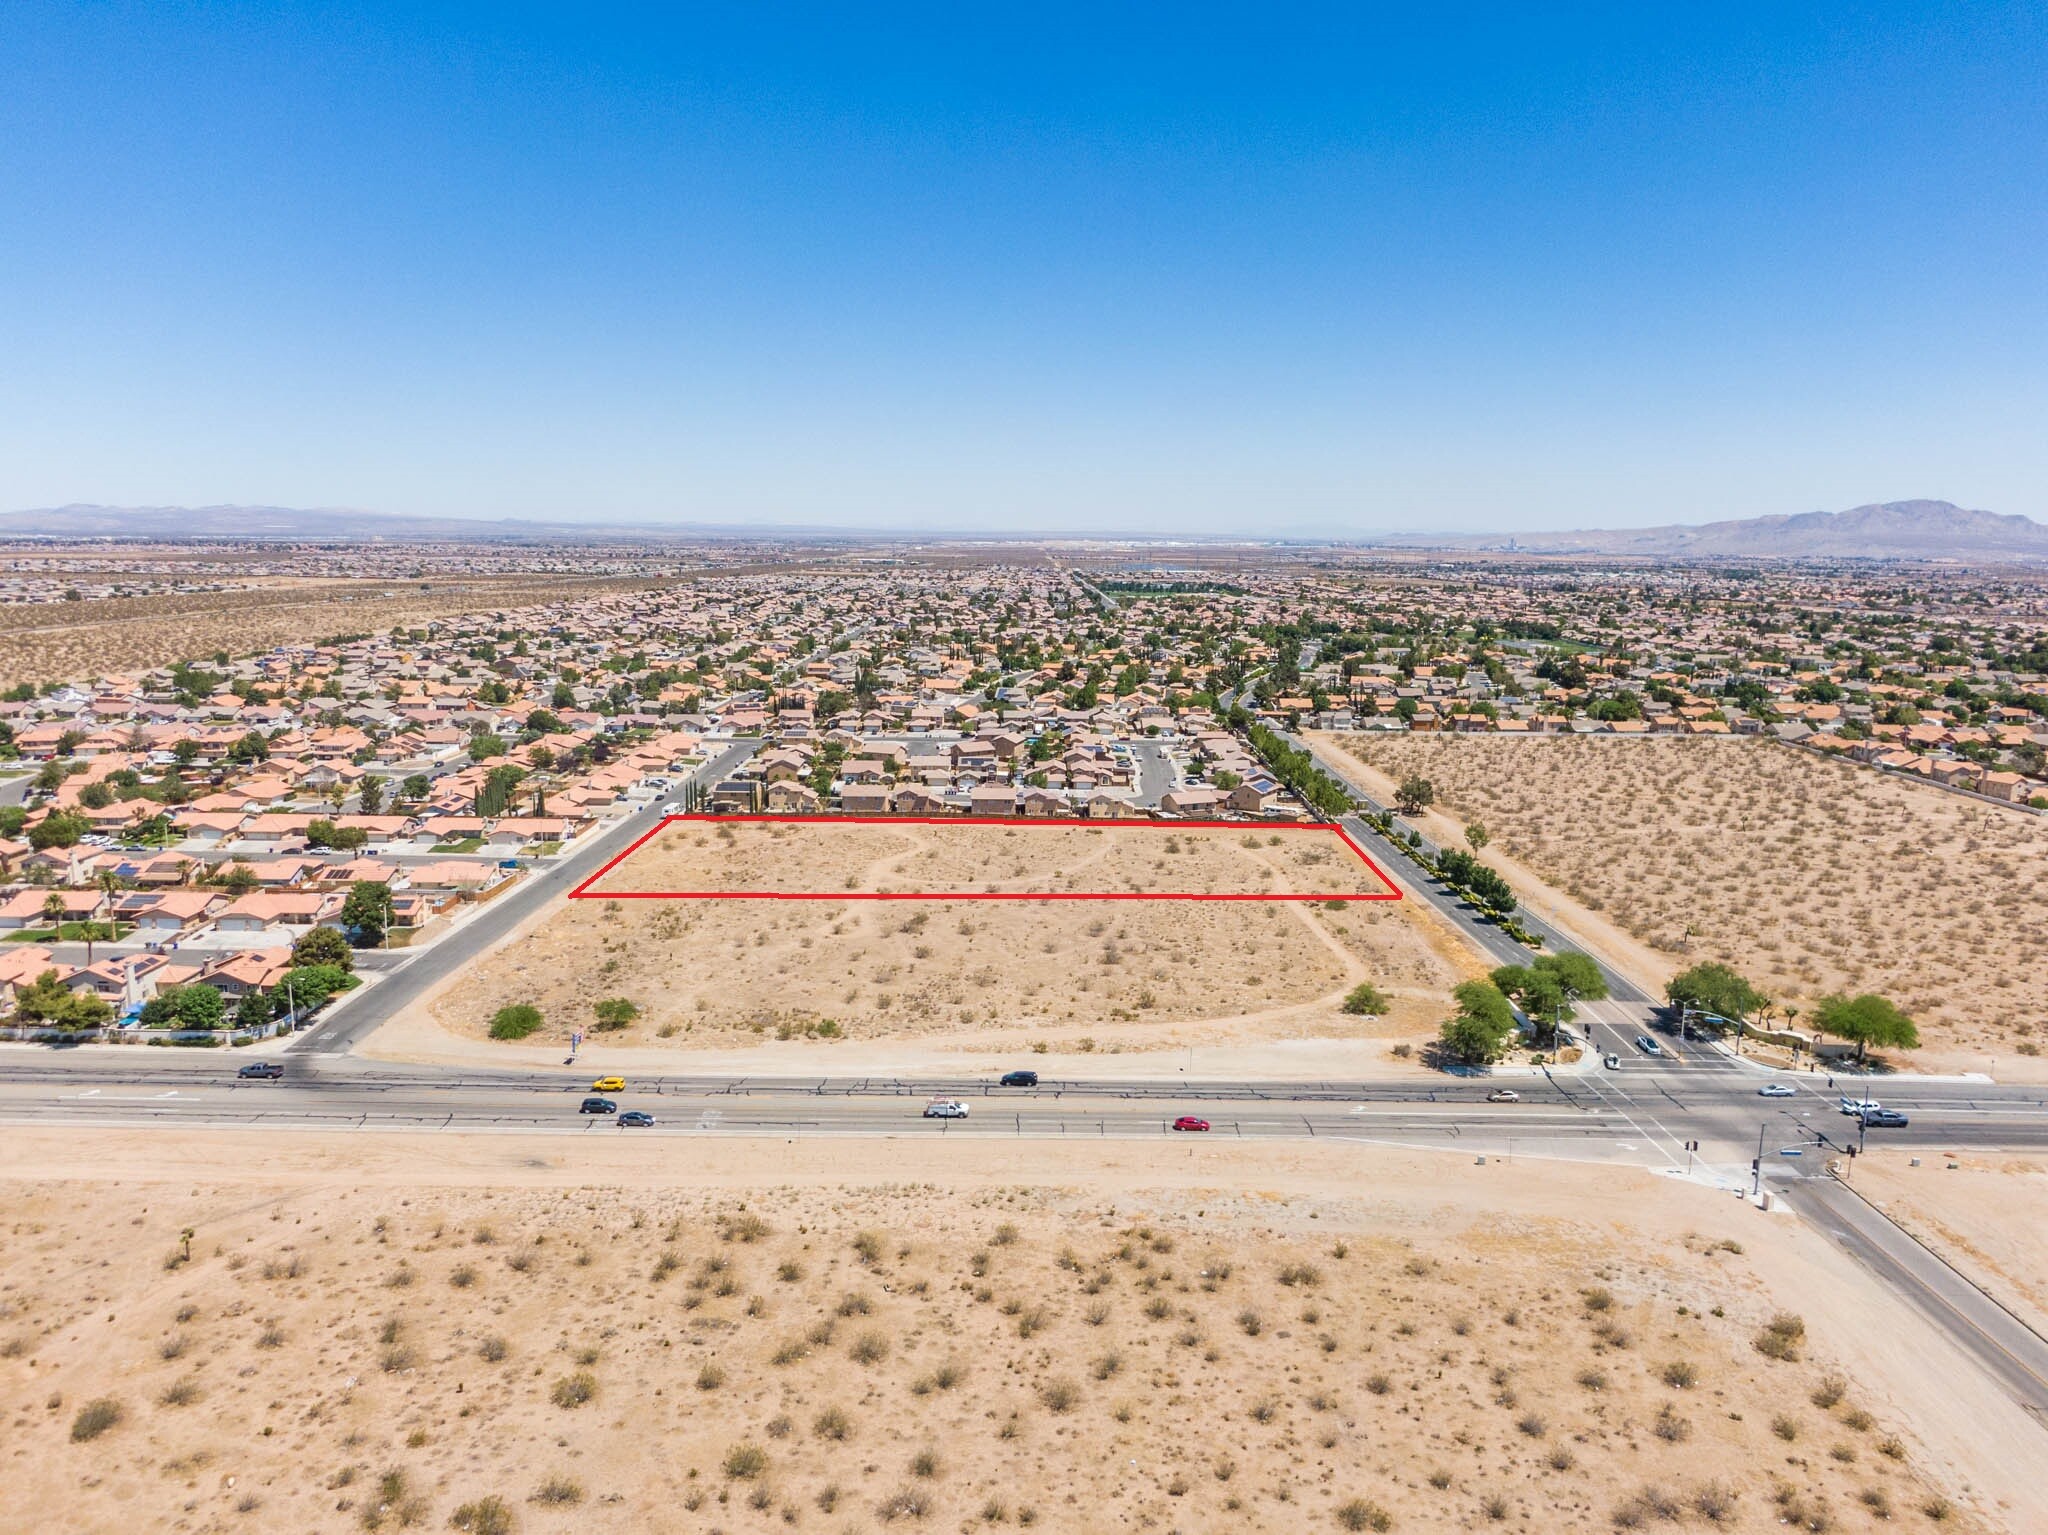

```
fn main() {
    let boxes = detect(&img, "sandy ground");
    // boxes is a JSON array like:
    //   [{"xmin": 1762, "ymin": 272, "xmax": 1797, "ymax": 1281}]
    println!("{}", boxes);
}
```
[
  {"xmin": 424, "ymin": 821, "xmax": 1480, "ymax": 1060},
  {"xmin": 1314, "ymin": 733, "xmax": 2048, "ymax": 1071},
  {"xmin": 585, "ymin": 819, "xmax": 1395, "ymax": 898},
  {"xmin": 1857, "ymin": 1151, "xmax": 2048, "ymax": 1337},
  {"xmin": 0, "ymin": 575, "xmax": 655, "ymax": 689},
  {"xmin": 0, "ymin": 1128, "xmax": 2017, "ymax": 1533}
]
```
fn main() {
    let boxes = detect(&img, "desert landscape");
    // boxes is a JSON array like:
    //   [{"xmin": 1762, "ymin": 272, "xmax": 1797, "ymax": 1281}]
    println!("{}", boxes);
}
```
[
  {"xmin": 0, "ymin": 574, "xmax": 660, "ymax": 688},
  {"xmin": 435, "ymin": 821, "xmax": 1469, "ymax": 1053},
  {"xmin": 1313, "ymin": 733, "xmax": 2048, "ymax": 1059},
  {"xmin": 0, "ymin": 1130, "xmax": 1995, "ymax": 1534}
]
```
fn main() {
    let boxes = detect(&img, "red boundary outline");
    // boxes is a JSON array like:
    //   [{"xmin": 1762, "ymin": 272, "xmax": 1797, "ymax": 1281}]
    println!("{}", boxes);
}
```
[{"xmin": 570, "ymin": 813, "xmax": 1402, "ymax": 903}]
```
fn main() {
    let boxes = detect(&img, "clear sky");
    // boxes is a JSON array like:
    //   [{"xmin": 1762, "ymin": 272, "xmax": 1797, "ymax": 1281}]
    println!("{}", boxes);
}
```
[{"xmin": 1, "ymin": 4, "xmax": 2043, "ymax": 535}]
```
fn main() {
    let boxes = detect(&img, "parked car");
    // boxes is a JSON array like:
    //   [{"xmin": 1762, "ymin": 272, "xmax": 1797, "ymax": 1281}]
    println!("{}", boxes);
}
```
[
  {"xmin": 999, "ymin": 1070, "xmax": 1039, "ymax": 1088},
  {"xmin": 236, "ymin": 1061, "xmax": 285, "ymax": 1080},
  {"xmin": 1171, "ymin": 1115, "xmax": 1211, "ymax": 1132},
  {"xmin": 923, "ymin": 1099, "xmax": 970, "ymax": 1119},
  {"xmin": 1485, "ymin": 1089, "xmax": 1520, "ymax": 1103},
  {"xmin": 591, "ymin": 1076, "xmax": 626, "ymax": 1092},
  {"xmin": 618, "ymin": 1110, "xmax": 656, "ymax": 1128},
  {"xmin": 1860, "ymin": 1108, "xmax": 1909, "ymax": 1128},
  {"xmin": 1634, "ymin": 1035, "xmax": 1663, "ymax": 1056},
  {"xmin": 580, "ymin": 1097, "xmax": 618, "ymax": 1115},
  {"xmin": 1839, "ymin": 1096, "xmax": 1881, "ymax": 1117},
  {"xmin": 1757, "ymin": 1082, "xmax": 1797, "ymax": 1098}
]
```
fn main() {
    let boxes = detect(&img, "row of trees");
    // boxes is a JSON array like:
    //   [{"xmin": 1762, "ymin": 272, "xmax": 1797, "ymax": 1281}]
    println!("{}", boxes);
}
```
[
  {"xmin": 1433, "ymin": 847, "xmax": 1516, "ymax": 915},
  {"xmin": 1235, "ymin": 717, "xmax": 1353, "ymax": 817}
]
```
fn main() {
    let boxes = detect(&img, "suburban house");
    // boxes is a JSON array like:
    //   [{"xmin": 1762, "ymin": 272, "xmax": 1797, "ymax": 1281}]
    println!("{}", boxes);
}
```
[{"xmin": 216, "ymin": 891, "xmax": 345, "ymax": 933}]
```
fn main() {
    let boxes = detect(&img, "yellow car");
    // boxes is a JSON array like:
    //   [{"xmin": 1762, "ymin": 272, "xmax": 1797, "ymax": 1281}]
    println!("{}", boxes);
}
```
[{"xmin": 590, "ymin": 1076, "xmax": 626, "ymax": 1093}]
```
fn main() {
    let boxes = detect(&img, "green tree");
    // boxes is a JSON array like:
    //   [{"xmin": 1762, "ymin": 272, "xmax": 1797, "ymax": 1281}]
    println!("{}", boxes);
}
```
[
  {"xmin": 398, "ymin": 773, "xmax": 434, "ymax": 805},
  {"xmin": 1812, "ymin": 994, "xmax": 1919, "ymax": 1062},
  {"xmin": 305, "ymin": 819, "xmax": 368, "ymax": 851},
  {"xmin": 139, "ymin": 983, "xmax": 225, "ymax": 1031},
  {"xmin": 77, "ymin": 780, "xmax": 114, "ymax": 810},
  {"xmin": 1464, "ymin": 822, "xmax": 1489, "ymax": 853},
  {"xmin": 1394, "ymin": 775, "xmax": 1434, "ymax": 816},
  {"xmin": 29, "ymin": 811, "xmax": 89, "ymax": 850},
  {"xmin": 1437, "ymin": 980, "xmax": 1517, "ymax": 1065},
  {"xmin": 1665, "ymin": 962, "xmax": 1765, "ymax": 1025},
  {"xmin": 41, "ymin": 891, "xmax": 66, "ymax": 931},
  {"xmin": 469, "ymin": 732, "xmax": 508, "ymax": 762},
  {"xmin": 1340, "ymin": 981, "xmax": 1389, "ymax": 1016},
  {"xmin": 340, "ymin": 881, "xmax": 394, "ymax": 946},
  {"xmin": 272, "ymin": 963, "xmax": 353, "ymax": 1017},
  {"xmin": 218, "ymin": 861, "xmax": 260, "ymax": 896},
  {"xmin": 592, "ymin": 997, "xmax": 641, "ymax": 1031},
  {"xmin": 292, "ymin": 925, "xmax": 356, "ymax": 971},
  {"xmin": 357, "ymin": 777, "xmax": 384, "ymax": 815},
  {"xmin": 15, "ymin": 970, "xmax": 112, "ymax": 1030},
  {"xmin": 234, "ymin": 988, "xmax": 271, "ymax": 1031}
]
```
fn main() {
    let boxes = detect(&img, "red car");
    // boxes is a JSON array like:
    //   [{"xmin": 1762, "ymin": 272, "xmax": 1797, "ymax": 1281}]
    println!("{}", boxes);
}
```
[{"xmin": 1171, "ymin": 1116, "xmax": 1211, "ymax": 1133}]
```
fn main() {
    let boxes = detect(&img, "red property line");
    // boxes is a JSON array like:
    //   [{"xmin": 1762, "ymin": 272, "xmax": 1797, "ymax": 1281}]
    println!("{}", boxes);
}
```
[{"xmin": 570, "ymin": 812, "xmax": 1402, "ymax": 903}]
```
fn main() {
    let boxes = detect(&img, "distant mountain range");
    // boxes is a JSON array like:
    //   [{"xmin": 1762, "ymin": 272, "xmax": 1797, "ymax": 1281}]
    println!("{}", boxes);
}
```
[
  {"xmin": 2, "ymin": 498, "xmax": 2043, "ymax": 560},
  {"xmin": 1382, "ymin": 501, "xmax": 2048, "ymax": 561}
]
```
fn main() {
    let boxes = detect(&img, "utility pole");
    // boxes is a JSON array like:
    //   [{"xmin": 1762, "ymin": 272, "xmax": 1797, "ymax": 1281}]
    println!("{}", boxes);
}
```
[{"xmin": 1753, "ymin": 1122, "xmax": 1766, "ymax": 1199}]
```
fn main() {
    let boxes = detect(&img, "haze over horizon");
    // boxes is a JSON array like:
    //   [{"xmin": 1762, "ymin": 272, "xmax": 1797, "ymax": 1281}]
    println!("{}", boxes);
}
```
[{"xmin": 2, "ymin": 4, "xmax": 2043, "ymax": 534}]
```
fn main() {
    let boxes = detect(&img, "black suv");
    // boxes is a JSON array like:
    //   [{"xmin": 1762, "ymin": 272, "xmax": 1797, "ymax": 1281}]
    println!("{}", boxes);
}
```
[
  {"xmin": 236, "ymin": 1062, "xmax": 285, "ymax": 1080},
  {"xmin": 579, "ymin": 1097, "xmax": 618, "ymax": 1115},
  {"xmin": 999, "ymin": 1071, "xmax": 1040, "ymax": 1088}
]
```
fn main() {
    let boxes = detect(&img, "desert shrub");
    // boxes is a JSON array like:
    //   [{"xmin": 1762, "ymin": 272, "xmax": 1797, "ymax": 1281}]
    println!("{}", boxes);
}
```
[
  {"xmin": 909, "ymin": 1447, "xmax": 940, "ymax": 1479},
  {"xmin": 488, "ymin": 1004, "xmax": 543, "ymax": 1040},
  {"xmin": 478, "ymin": 1335, "xmax": 508, "ymax": 1362},
  {"xmin": 1341, "ymin": 982, "xmax": 1389, "ymax": 1016},
  {"xmin": 1039, "ymin": 1377, "xmax": 1079, "ymax": 1413},
  {"xmin": 876, "ymin": 1486, "xmax": 931, "ymax": 1522},
  {"xmin": 849, "ymin": 1330, "xmax": 890, "ymax": 1364},
  {"xmin": 813, "ymin": 1405, "xmax": 852, "ymax": 1440},
  {"xmin": 450, "ymin": 1495, "xmax": 513, "ymax": 1534},
  {"xmin": 1652, "ymin": 1404, "xmax": 1691, "ymax": 1442},
  {"xmin": 549, "ymin": 1371, "xmax": 596, "ymax": 1409},
  {"xmin": 1278, "ymin": 1262, "xmax": 1322, "ymax": 1287},
  {"xmin": 158, "ymin": 1378, "xmax": 202, "ymax": 1407},
  {"xmin": 531, "ymin": 1476, "xmax": 583, "ymax": 1505},
  {"xmin": 722, "ymin": 1443, "xmax": 768, "ymax": 1480},
  {"xmin": 1754, "ymin": 1312, "xmax": 1805, "ymax": 1361},
  {"xmin": 69, "ymin": 1399, "xmax": 121, "ymax": 1449},
  {"xmin": 1811, "ymin": 1374, "xmax": 1846, "ymax": 1408},
  {"xmin": 695, "ymin": 1362, "xmax": 726, "ymax": 1391},
  {"xmin": 1335, "ymin": 1498, "xmax": 1393, "ymax": 1531},
  {"xmin": 1660, "ymin": 1360, "xmax": 1698, "ymax": 1388},
  {"xmin": 1693, "ymin": 1482, "xmax": 1738, "ymax": 1525},
  {"xmin": 1771, "ymin": 1414, "xmax": 1799, "ymax": 1441}
]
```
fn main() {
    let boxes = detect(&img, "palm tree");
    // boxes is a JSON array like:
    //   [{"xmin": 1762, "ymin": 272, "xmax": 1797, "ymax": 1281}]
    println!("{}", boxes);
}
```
[{"xmin": 40, "ymin": 891, "xmax": 65, "ymax": 937}]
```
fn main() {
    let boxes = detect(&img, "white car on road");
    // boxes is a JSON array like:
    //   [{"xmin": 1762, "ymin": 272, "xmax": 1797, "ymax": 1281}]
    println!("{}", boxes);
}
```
[
  {"xmin": 1757, "ymin": 1082, "xmax": 1797, "ymax": 1098},
  {"xmin": 1634, "ymin": 1034, "xmax": 1663, "ymax": 1056},
  {"xmin": 1839, "ymin": 1096, "xmax": 1881, "ymax": 1117},
  {"xmin": 922, "ymin": 1099, "xmax": 970, "ymax": 1119}
]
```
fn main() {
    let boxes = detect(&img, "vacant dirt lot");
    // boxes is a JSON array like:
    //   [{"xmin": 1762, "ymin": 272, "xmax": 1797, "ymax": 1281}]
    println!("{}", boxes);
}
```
[
  {"xmin": 1859, "ymin": 1152, "xmax": 2048, "ymax": 1338},
  {"xmin": 0, "ymin": 575, "xmax": 658, "ymax": 688},
  {"xmin": 585, "ymin": 817, "xmax": 1395, "ymax": 898},
  {"xmin": 439, "ymin": 821, "xmax": 1468, "ymax": 1052},
  {"xmin": 1317, "ymin": 733, "xmax": 2048, "ymax": 1059},
  {"xmin": 0, "ymin": 1130, "xmax": 1992, "ymax": 1534}
]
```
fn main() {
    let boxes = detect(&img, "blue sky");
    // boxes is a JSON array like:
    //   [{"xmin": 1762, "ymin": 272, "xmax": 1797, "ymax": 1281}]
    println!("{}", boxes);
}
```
[{"xmin": 1, "ymin": 4, "xmax": 2043, "ymax": 534}]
